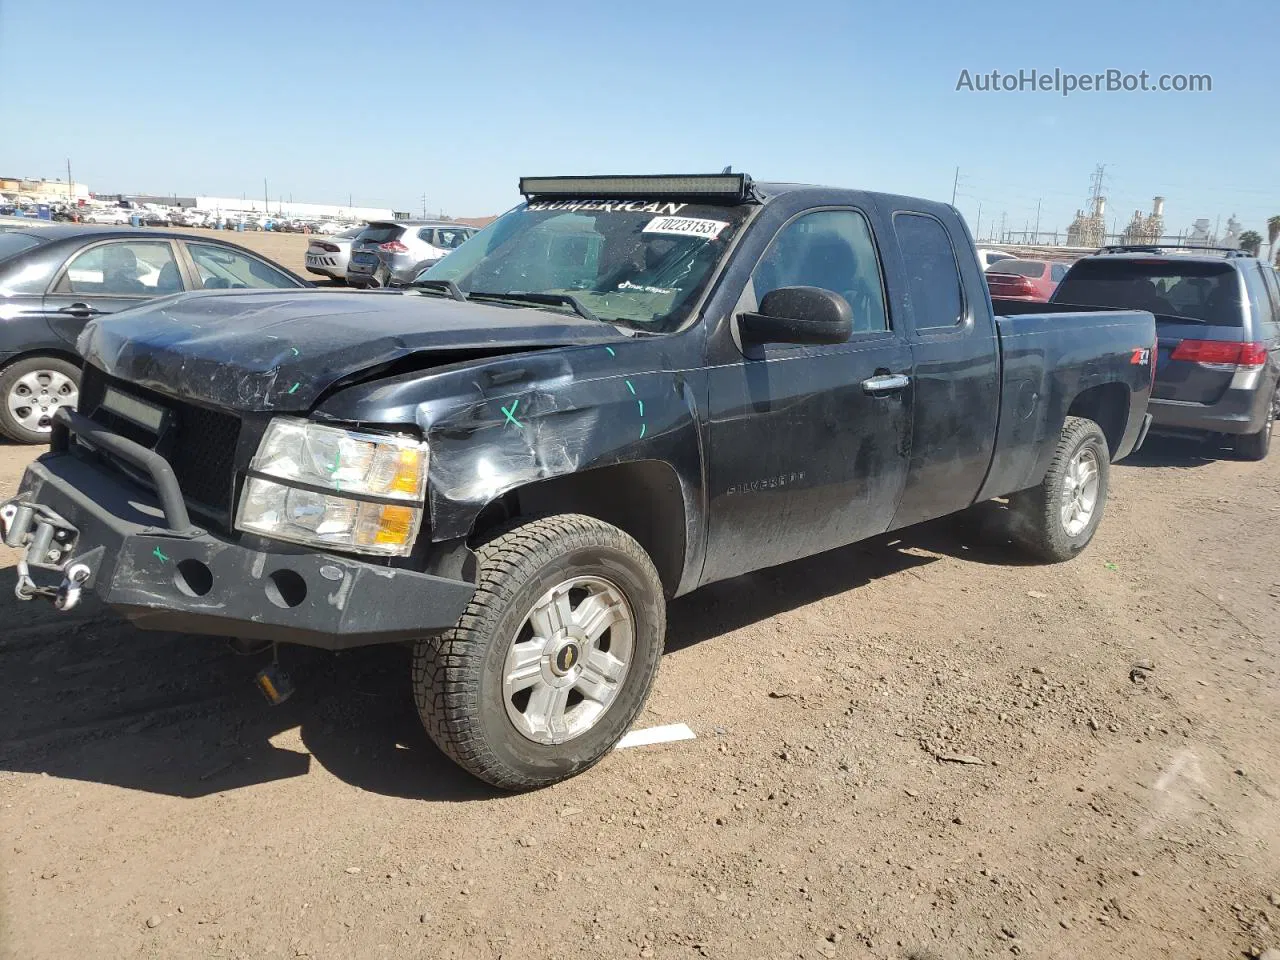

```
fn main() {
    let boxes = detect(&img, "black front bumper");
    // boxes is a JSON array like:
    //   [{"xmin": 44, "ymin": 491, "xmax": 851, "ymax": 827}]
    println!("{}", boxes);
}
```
[{"xmin": 2, "ymin": 416, "xmax": 475, "ymax": 649}]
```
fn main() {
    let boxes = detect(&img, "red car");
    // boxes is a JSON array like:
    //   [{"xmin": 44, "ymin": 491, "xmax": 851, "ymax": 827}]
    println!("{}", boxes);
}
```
[{"xmin": 985, "ymin": 258, "xmax": 1070, "ymax": 302}]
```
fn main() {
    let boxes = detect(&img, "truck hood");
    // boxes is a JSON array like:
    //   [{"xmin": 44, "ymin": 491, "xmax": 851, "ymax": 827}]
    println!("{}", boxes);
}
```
[{"xmin": 78, "ymin": 289, "xmax": 628, "ymax": 411}]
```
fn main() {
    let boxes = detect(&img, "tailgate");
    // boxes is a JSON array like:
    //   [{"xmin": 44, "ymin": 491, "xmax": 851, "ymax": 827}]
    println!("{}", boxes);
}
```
[{"xmin": 1154, "ymin": 317, "xmax": 1237, "ymax": 404}]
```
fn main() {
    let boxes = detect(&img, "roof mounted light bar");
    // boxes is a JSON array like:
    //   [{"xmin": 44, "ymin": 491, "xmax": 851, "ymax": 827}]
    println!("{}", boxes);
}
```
[{"xmin": 518, "ymin": 174, "xmax": 753, "ymax": 202}]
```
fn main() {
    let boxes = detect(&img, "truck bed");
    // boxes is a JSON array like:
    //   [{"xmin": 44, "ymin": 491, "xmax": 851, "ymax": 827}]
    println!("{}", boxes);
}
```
[{"xmin": 976, "ymin": 300, "xmax": 1157, "ymax": 502}]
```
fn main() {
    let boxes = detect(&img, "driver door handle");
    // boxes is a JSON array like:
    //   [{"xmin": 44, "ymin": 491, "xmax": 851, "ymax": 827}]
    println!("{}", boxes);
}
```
[
  {"xmin": 861, "ymin": 373, "xmax": 910, "ymax": 395},
  {"xmin": 57, "ymin": 303, "xmax": 104, "ymax": 319}
]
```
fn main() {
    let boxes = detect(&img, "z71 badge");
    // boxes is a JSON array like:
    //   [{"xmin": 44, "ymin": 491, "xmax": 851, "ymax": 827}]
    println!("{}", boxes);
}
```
[{"xmin": 1130, "ymin": 347, "xmax": 1152, "ymax": 365}]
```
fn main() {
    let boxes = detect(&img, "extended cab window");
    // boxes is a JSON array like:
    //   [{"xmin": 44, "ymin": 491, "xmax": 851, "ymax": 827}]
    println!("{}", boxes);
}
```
[
  {"xmin": 752, "ymin": 210, "xmax": 888, "ymax": 333},
  {"xmin": 893, "ymin": 213, "xmax": 964, "ymax": 330}
]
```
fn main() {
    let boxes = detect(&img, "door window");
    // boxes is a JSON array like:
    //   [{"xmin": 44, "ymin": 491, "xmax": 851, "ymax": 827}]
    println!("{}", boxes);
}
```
[
  {"xmin": 751, "ymin": 209, "xmax": 889, "ymax": 333},
  {"xmin": 56, "ymin": 241, "xmax": 181, "ymax": 296},
  {"xmin": 893, "ymin": 212, "xmax": 964, "ymax": 330},
  {"xmin": 186, "ymin": 242, "xmax": 297, "ymax": 289},
  {"xmin": 1051, "ymin": 263, "xmax": 1068, "ymax": 281}
]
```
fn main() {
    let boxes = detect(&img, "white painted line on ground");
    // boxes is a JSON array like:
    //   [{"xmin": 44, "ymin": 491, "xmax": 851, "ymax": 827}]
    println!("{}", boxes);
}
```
[{"xmin": 615, "ymin": 723, "xmax": 696, "ymax": 750}]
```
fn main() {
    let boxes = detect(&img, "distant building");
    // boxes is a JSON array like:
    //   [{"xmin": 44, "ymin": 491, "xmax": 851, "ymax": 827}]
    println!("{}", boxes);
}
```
[{"xmin": 0, "ymin": 176, "xmax": 90, "ymax": 202}]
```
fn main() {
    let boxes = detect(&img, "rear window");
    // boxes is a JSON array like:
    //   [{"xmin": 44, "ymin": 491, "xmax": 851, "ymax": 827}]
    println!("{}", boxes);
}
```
[
  {"xmin": 0, "ymin": 232, "xmax": 44, "ymax": 261},
  {"xmin": 359, "ymin": 224, "xmax": 404, "ymax": 244},
  {"xmin": 987, "ymin": 260, "xmax": 1044, "ymax": 277},
  {"xmin": 1054, "ymin": 259, "xmax": 1242, "ymax": 325}
]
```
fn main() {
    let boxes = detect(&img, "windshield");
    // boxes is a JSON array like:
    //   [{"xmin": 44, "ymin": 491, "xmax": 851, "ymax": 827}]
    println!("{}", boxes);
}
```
[
  {"xmin": 1055, "ymin": 259, "xmax": 1242, "ymax": 325},
  {"xmin": 419, "ymin": 199, "xmax": 754, "ymax": 333}
]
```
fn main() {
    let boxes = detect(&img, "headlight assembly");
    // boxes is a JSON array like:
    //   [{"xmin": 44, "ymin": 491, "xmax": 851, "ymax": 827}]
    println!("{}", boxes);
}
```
[{"xmin": 235, "ymin": 418, "xmax": 428, "ymax": 557}]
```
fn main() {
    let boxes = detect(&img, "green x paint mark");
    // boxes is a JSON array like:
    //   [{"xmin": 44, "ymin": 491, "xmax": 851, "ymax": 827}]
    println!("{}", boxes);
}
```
[
  {"xmin": 288, "ymin": 382, "xmax": 300, "ymax": 395},
  {"xmin": 153, "ymin": 547, "xmax": 169, "ymax": 563},
  {"xmin": 501, "ymin": 399, "xmax": 524, "ymax": 429}
]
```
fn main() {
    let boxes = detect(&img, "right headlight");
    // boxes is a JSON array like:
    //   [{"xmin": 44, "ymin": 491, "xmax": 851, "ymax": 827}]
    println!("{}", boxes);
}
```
[{"xmin": 235, "ymin": 418, "xmax": 428, "ymax": 557}]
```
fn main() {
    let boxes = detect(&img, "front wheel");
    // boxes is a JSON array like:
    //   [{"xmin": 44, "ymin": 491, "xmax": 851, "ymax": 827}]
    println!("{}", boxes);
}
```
[
  {"xmin": 0, "ymin": 356, "xmax": 81, "ymax": 444},
  {"xmin": 413, "ymin": 515, "xmax": 666, "ymax": 790},
  {"xmin": 1008, "ymin": 415, "xmax": 1110, "ymax": 563}
]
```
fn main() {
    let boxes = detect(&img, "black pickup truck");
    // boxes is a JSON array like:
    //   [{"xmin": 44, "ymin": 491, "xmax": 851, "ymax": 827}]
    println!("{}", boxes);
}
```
[{"xmin": 1, "ymin": 174, "xmax": 1156, "ymax": 789}]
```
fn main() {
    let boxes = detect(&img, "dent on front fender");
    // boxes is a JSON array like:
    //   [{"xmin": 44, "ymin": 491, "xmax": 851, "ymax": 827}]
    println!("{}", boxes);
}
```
[{"xmin": 425, "ymin": 363, "xmax": 689, "ymax": 540}]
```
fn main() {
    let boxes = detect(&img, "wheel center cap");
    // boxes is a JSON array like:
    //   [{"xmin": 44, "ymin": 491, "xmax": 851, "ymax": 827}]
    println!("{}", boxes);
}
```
[{"xmin": 551, "ymin": 641, "xmax": 581, "ymax": 677}]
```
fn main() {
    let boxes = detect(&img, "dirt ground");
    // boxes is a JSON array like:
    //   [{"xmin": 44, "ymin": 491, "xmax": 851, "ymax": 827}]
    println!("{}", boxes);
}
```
[{"xmin": 1, "ymin": 430, "xmax": 1278, "ymax": 960}]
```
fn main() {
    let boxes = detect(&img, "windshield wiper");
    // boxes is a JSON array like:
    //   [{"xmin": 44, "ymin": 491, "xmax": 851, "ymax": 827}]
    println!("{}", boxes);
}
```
[
  {"xmin": 1153, "ymin": 312, "xmax": 1208, "ymax": 324},
  {"xmin": 409, "ymin": 278, "xmax": 467, "ymax": 301},
  {"xmin": 469, "ymin": 291, "xmax": 599, "ymax": 323}
]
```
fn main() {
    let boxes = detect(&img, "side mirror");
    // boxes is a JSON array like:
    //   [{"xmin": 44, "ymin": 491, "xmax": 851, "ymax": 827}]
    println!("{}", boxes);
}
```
[{"xmin": 738, "ymin": 286, "xmax": 853, "ymax": 346}]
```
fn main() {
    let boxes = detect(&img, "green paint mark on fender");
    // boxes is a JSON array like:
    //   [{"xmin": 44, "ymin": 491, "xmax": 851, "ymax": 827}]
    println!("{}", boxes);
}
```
[
  {"xmin": 288, "ymin": 382, "xmax": 300, "ymax": 395},
  {"xmin": 605, "ymin": 346, "xmax": 616, "ymax": 357},
  {"xmin": 153, "ymin": 547, "xmax": 169, "ymax": 563},
  {"xmin": 501, "ymin": 399, "xmax": 524, "ymax": 429},
  {"xmin": 624, "ymin": 379, "xmax": 636, "ymax": 395},
  {"xmin": 639, "ymin": 422, "xmax": 646, "ymax": 439}
]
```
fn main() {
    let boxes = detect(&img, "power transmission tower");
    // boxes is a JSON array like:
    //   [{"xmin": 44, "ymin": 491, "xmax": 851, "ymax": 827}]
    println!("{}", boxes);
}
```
[{"xmin": 422, "ymin": 194, "xmax": 428, "ymax": 219}]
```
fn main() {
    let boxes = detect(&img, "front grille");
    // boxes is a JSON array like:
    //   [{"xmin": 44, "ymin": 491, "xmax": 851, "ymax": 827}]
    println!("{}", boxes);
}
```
[{"xmin": 78, "ymin": 366, "xmax": 242, "ymax": 516}]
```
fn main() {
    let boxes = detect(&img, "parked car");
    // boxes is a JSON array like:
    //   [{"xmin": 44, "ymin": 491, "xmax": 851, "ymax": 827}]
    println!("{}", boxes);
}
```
[
  {"xmin": 0, "ymin": 225, "xmax": 310, "ymax": 443},
  {"xmin": 82, "ymin": 207, "xmax": 133, "ymax": 225},
  {"xmin": 304, "ymin": 226, "xmax": 365, "ymax": 283},
  {"xmin": 347, "ymin": 220, "xmax": 475, "ymax": 288},
  {"xmin": 1051, "ymin": 245, "xmax": 1280, "ymax": 459},
  {"xmin": 985, "ymin": 258, "xmax": 1069, "ymax": 301},
  {"xmin": 976, "ymin": 247, "xmax": 1016, "ymax": 269},
  {"xmin": 0, "ymin": 173, "xmax": 1154, "ymax": 789}
]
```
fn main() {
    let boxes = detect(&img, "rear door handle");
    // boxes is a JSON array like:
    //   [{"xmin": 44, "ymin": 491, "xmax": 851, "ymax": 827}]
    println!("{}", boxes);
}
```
[
  {"xmin": 861, "ymin": 373, "xmax": 910, "ymax": 395},
  {"xmin": 57, "ymin": 303, "xmax": 103, "ymax": 318}
]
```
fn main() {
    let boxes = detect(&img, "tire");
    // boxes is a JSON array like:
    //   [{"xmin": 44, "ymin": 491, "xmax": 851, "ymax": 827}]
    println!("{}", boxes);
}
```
[
  {"xmin": 0, "ymin": 356, "xmax": 81, "ymax": 445},
  {"xmin": 413, "ymin": 514, "xmax": 666, "ymax": 790},
  {"xmin": 1234, "ymin": 388, "xmax": 1276, "ymax": 461},
  {"xmin": 1007, "ymin": 415, "xmax": 1110, "ymax": 563}
]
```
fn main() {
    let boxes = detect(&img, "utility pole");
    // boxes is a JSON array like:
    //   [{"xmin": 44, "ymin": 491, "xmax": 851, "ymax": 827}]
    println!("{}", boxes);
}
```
[
  {"xmin": 999, "ymin": 212, "xmax": 1007, "ymax": 243},
  {"xmin": 1033, "ymin": 198, "xmax": 1041, "ymax": 243},
  {"xmin": 975, "ymin": 202, "xmax": 982, "ymax": 240},
  {"xmin": 263, "ymin": 178, "xmax": 269, "ymax": 214},
  {"xmin": 951, "ymin": 166, "xmax": 960, "ymax": 206},
  {"xmin": 66, "ymin": 158, "xmax": 73, "ymax": 205},
  {"xmin": 422, "ymin": 193, "xmax": 428, "ymax": 219}
]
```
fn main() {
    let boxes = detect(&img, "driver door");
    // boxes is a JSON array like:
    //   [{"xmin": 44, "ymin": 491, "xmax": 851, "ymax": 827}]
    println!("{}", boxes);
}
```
[{"xmin": 701, "ymin": 207, "xmax": 914, "ymax": 584}]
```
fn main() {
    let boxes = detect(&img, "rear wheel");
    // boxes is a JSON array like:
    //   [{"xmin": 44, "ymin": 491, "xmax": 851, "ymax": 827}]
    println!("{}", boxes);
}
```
[
  {"xmin": 1234, "ymin": 387, "xmax": 1276, "ymax": 461},
  {"xmin": 413, "ymin": 515, "xmax": 666, "ymax": 790},
  {"xmin": 0, "ymin": 357, "xmax": 81, "ymax": 444},
  {"xmin": 1008, "ymin": 416, "xmax": 1110, "ymax": 562}
]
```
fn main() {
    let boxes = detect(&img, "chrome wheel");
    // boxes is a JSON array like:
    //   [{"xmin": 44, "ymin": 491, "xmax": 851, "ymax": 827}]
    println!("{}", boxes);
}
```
[
  {"xmin": 503, "ymin": 575, "xmax": 635, "ymax": 745},
  {"xmin": 6, "ymin": 369, "xmax": 77, "ymax": 435},
  {"xmin": 1059, "ymin": 445, "xmax": 1099, "ymax": 537}
]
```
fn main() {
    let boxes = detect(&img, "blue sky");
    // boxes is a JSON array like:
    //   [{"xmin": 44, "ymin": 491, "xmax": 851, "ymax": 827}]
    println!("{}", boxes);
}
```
[{"xmin": 1, "ymin": 0, "xmax": 1275, "ymax": 240}]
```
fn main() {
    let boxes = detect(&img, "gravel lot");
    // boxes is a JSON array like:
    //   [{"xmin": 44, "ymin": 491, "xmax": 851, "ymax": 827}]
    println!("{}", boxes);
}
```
[{"xmin": 1, "ymin": 423, "xmax": 1278, "ymax": 958}]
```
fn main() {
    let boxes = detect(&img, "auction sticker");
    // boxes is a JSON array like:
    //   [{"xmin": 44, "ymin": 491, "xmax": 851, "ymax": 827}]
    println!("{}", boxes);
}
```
[{"xmin": 642, "ymin": 216, "xmax": 729, "ymax": 239}]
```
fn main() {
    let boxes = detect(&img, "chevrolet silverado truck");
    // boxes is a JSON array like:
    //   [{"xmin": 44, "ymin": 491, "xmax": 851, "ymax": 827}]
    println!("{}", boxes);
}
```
[{"xmin": 1, "ymin": 174, "xmax": 1156, "ymax": 790}]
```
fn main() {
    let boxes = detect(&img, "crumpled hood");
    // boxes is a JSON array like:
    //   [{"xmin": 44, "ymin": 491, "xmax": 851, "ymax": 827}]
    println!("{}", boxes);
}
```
[{"xmin": 78, "ymin": 289, "xmax": 627, "ymax": 411}]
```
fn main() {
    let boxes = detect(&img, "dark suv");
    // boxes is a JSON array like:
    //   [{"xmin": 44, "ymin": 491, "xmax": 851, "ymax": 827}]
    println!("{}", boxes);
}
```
[{"xmin": 1052, "ymin": 246, "xmax": 1280, "ymax": 459}]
